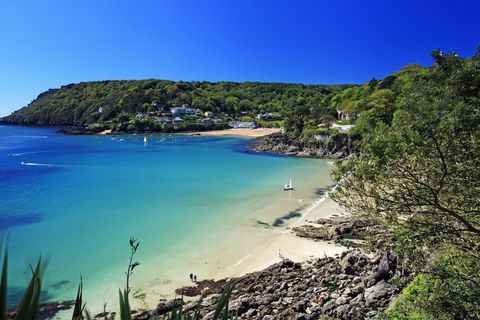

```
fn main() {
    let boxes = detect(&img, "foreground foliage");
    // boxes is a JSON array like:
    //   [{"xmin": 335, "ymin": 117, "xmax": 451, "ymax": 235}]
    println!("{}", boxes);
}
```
[
  {"xmin": 333, "ymin": 49, "xmax": 480, "ymax": 318},
  {"xmin": 0, "ymin": 238, "xmax": 236, "ymax": 320}
]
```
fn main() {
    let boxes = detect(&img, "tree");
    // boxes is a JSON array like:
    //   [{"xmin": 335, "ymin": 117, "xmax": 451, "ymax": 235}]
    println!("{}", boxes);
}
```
[
  {"xmin": 332, "ymin": 50, "xmax": 480, "ymax": 318},
  {"xmin": 225, "ymin": 96, "xmax": 239, "ymax": 114}
]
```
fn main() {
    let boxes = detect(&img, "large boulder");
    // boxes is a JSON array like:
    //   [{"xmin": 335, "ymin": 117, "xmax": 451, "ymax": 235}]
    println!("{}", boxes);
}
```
[
  {"xmin": 374, "ymin": 251, "xmax": 396, "ymax": 282},
  {"xmin": 340, "ymin": 251, "xmax": 360, "ymax": 275},
  {"xmin": 364, "ymin": 280, "xmax": 396, "ymax": 307}
]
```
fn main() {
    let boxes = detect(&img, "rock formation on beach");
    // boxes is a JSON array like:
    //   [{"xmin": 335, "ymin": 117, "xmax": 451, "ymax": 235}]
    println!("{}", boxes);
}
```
[
  {"xmin": 292, "ymin": 217, "xmax": 383, "ymax": 248},
  {"xmin": 132, "ymin": 250, "xmax": 403, "ymax": 320},
  {"xmin": 251, "ymin": 133, "xmax": 353, "ymax": 159}
]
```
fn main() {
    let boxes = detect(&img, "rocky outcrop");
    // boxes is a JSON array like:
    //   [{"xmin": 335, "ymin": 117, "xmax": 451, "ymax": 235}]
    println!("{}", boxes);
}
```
[
  {"xmin": 58, "ymin": 127, "xmax": 102, "ymax": 135},
  {"xmin": 135, "ymin": 250, "xmax": 404, "ymax": 320},
  {"xmin": 6, "ymin": 300, "xmax": 75, "ymax": 320},
  {"xmin": 251, "ymin": 133, "xmax": 353, "ymax": 159},
  {"xmin": 292, "ymin": 217, "xmax": 381, "ymax": 247}
]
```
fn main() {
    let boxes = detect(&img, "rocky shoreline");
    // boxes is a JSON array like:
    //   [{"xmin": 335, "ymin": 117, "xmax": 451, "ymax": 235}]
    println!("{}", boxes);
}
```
[
  {"xmin": 10, "ymin": 250, "xmax": 404, "ymax": 320},
  {"xmin": 251, "ymin": 133, "xmax": 354, "ymax": 159},
  {"xmin": 6, "ymin": 216, "xmax": 404, "ymax": 320},
  {"xmin": 132, "ymin": 249, "xmax": 404, "ymax": 320},
  {"xmin": 6, "ymin": 300, "xmax": 74, "ymax": 320},
  {"xmin": 292, "ymin": 217, "xmax": 383, "ymax": 248},
  {"xmin": 126, "ymin": 217, "xmax": 404, "ymax": 320}
]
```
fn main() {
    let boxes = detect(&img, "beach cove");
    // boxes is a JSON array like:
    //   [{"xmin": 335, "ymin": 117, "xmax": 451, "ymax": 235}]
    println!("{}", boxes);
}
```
[{"xmin": 0, "ymin": 126, "xmax": 345, "ymax": 316}]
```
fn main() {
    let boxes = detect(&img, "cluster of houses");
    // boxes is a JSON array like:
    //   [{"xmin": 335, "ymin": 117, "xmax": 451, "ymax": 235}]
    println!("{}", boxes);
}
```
[
  {"xmin": 134, "ymin": 104, "xmax": 224, "ymax": 125},
  {"xmin": 132, "ymin": 103, "xmax": 266, "ymax": 129}
]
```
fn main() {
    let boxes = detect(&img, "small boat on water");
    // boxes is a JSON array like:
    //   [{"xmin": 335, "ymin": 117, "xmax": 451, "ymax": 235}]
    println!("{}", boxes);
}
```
[
  {"xmin": 284, "ymin": 178, "xmax": 294, "ymax": 191},
  {"xmin": 143, "ymin": 137, "xmax": 148, "ymax": 144}
]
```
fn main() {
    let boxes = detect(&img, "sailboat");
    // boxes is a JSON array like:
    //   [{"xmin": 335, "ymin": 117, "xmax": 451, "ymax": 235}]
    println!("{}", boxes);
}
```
[
  {"xmin": 143, "ymin": 136, "xmax": 148, "ymax": 144},
  {"xmin": 284, "ymin": 178, "xmax": 294, "ymax": 191}
]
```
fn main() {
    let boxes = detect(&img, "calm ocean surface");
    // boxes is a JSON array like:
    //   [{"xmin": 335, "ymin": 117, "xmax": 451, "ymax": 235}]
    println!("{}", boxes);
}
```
[{"xmin": 0, "ymin": 125, "xmax": 331, "ymax": 312}]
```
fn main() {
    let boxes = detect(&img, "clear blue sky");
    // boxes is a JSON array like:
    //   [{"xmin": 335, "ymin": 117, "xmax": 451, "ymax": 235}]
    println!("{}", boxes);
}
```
[{"xmin": 0, "ymin": 0, "xmax": 479, "ymax": 116}]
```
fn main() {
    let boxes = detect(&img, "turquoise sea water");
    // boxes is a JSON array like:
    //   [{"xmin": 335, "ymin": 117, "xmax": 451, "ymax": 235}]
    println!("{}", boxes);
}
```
[{"xmin": 0, "ymin": 125, "xmax": 331, "ymax": 313}]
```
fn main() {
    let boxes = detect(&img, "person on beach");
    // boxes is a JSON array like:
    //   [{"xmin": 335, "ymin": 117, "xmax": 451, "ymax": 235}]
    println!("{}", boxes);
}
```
[
  {"xmin": 193, "ymin": 274, "xmax": 197, "ymax": 282},
  {"xmin": 278, "ymin": 248, "xmax": 285, "ymax": 260},
  {"xmin": 189, "ymin": 273, "xmax": 193, "ymax": 281}
]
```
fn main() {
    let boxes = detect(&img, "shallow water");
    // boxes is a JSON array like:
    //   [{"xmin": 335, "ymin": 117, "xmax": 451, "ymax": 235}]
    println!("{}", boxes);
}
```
[{"xmin": 0, "ymin": 125, "xmax": 332, "ymax": 313}]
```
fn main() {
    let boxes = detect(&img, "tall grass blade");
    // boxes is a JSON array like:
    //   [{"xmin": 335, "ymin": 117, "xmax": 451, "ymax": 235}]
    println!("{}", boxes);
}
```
[
  {"xmin": 84, "ymin": 309, "xmax": 93, "ymax": 320},
  {"xmin": 14, "ymin": 259, "xmax": 43, "ymax": 320},
  {"xmin": 119, "ymin": 288, "xmax": 132, "ymax": 320},
  {"xmin": 212, "ymin": 283, "xmax": 234, "ymax": 320},
  {"xmin": 193, "ymin": 296, "xmax": 203, "ymax": 320},
  {"xmin": 0, "ymin": 240, "xmax": 7, "ymax": 320},
  {"xmin": 72, "ymin": 277, "xmax": 84, "ymax": 320},
  {"xmin": 119, "ymin": 289, "xmax": 125, "ymax": 320}
]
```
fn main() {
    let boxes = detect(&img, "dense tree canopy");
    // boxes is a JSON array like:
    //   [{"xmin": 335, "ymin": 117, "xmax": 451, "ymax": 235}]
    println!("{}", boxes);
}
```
[
  {"xmin": 332, "ymin": 49, "xmax": 480, "ymax": 318},
  {"xmin": 1, "ymin": 80, "xmax": 348, "ymax": 130}
]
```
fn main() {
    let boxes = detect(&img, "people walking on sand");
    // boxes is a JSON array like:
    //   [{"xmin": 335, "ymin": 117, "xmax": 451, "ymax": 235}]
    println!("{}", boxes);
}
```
[
  {"xmin": 189, "ymin": 273, "xmax": 193, "ymax": 282},
  {"xmin": 193, "ymin": 274, "xmax": 197, "ymax": 282}
]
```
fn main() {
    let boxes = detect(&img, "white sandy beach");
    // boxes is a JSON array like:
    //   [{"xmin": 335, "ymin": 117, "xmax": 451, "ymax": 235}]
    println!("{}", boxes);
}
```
[
  {"xmin": 54, "ymin": 181, "xmax": 346, "ymax": 318},
  {"xmin": 194, "ymin": 128, "xmax": 281, "ymax": 137},
  {"xmin": 126, "ymin": 196, "xmax": 347, "ymax": 311},
  {"xmin": 216, "ymin": 197, "xmax": 346, "ymax": 279}
]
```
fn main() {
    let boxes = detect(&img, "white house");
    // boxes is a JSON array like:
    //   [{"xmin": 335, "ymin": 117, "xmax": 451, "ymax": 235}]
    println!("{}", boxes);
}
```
[
  {"xmin": 173, "ymin": 116, "xmax": 184, "ymax": 124},
  {"xmin": 171, "ymin": 105, "xmax": 196, "ymax": 115},
  {"xmin": 228, "ymin": 121, "xmax": 256, "ymax": 129},
  {"xmin": 331, "ymin": 123, "xmax": 355, "ymax": 132},
  {"xmin": 204, "ymin": 111, "xmax": 214, "ymax": 117},
  {"xmin": 155, "ymin": 116, "xmax": 171, "ymax": 123}
]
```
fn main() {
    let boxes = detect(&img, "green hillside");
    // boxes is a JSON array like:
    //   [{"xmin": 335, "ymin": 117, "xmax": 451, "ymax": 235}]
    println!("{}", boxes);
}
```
[
  {"xmin": 1, "ymin": 60, "xmax": 429, "ymax": 138},
  {"xmin": 1, "ymin": 80, "xmax": 349, "ymax": 131}
]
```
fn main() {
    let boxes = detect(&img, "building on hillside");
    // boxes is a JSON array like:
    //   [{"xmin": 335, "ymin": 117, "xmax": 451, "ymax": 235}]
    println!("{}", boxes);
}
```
[
  {"xmin": 228, "ymin": 121, "xmax": 256, "ymax": 129},
  {"xmin": 256, "ymin": 112, "xmax": 275, "ymax": 120},
  {"xmin": 155, "ymin": 116, "xmax": 171, "ymax": 123},
  {"xmin": 204, "ymin": 111, "xmax": 214, "ymax": 117},
  {"xmin": 331, "ymin": 123, "xmax": 355, "ymax": 132},
  {"xmin": 212, "ymin": 118, "xmax": 223, "ymax": 124},
  {"xmin": 171, "ymin": 105, "xmax": 196, "ymax": 115},
  {"xmin": 336, "ymin": 109, "xmax": 360, "ymax": 121},
  {"xmin": 135, "ymin": 113, "xmax": 147, "ymax": 119},
  {"xmin": 173, "ymin": 116, "xmax": 184, "ymax": 124}
]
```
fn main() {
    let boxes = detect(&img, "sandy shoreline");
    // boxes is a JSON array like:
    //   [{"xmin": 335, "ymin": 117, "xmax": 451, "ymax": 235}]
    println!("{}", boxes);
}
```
[
  {"xmin": 55, "ymin": 184, "xmax": 345, "ymax": 318},
  {"xmin": 216, "ymin": 196, "xmax": 345, "ymax": 280},
  {"xmin": 191, "ymin": 128, "xmax": 281, "ymax": 138},
  {"xmin": 127, "ymin": 192, "xmax": 346, "ymax": 312}
]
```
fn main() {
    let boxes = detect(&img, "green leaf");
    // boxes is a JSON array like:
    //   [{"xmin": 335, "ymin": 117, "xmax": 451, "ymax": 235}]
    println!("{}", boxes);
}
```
[
  {"xmin": 15, "ymin": 259, "xmax": 43, "ymax": 320},
  {"xmin": 212, "ymin": 283, "xmax": 235, "ymax": 320},
  {"xmin": 119, "ymin": 288, "xmax": 132, "ymax": 320},
  {"xmin": 72, "ymin": 277, "xmax": 84, "ymax": 320},
  {"xmin": 0, "ymin": 240, "xmax": 8, "ymax": 320}
]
